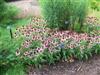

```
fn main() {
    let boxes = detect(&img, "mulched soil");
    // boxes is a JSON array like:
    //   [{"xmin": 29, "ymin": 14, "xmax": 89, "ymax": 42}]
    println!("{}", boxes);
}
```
[{"xmin": 27, "ymin": 55, "xmax": 100, "ymax": 75}]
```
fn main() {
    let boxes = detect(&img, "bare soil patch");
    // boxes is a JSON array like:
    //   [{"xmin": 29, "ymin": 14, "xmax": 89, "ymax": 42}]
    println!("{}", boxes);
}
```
[{"xmin": 27, "ymin": 55, "xmax": 100, "ymax": 75}]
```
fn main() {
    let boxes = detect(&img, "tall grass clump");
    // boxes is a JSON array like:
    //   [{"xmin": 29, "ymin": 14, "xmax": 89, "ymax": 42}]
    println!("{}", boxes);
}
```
[
  {"xmin": 39, "ymin": 0, "xmax": 89, "ymax": 31},
  {"xmin": 77, "ymin": 0, "xmax": 89, "ymax": 30},
  {"xmin": 39, "ymin": 0, "xmax": 69, "ymax": 30},
  {"xmin": 70, "ymin": 0, "xmax": 89, "ymax": 31}
]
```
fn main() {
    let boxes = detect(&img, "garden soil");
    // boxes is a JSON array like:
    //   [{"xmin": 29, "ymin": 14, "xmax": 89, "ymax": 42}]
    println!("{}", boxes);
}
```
[{"xmin": 27, "ymin": 55, "xmax": 100, "ymax": 75}]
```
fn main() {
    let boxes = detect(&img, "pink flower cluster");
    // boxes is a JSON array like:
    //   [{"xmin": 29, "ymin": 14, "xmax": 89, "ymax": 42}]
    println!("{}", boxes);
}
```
[
  {"xmin": 15, "ymin": 17, "xmax": 100, "ymax": 58},
  {"xmin": 86, "ymin": 16, "xmax": 100, "ymax": 26}
]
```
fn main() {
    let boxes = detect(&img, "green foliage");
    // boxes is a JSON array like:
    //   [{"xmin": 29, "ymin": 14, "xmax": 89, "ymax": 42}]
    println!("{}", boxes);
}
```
[
  {"xmin": 0, "ymin": 27, "xmax": 24, "ymax": 75},
  {"xmin": 0, "ymin": 38, "xmax": 22, "ymax": 66},
  {"xmin": 0, "ymin": 64, "xmax": 26, "ymax": 75},
  {"xmin": 91, "ymin": 0, "xmax": 100, "ymax": 11},
  {"xmin": 39, "ymin": 0, "xmax": 89, "ymax": 31},
  {"xmin": 5, "ymin": 64, "xmax": 26, "ymax": 75},
  {"xmin": 0, "ymin": 27, "xmax": 23, "ymax": 65},
  {"xmin": 0, "ymin": 64, "xmax": 10, "ymax": 75},
  {"xmin": 29, "ymin": 40, "xmax": 42, "ymax": 49},
  {"xmin": 75, "ymin": 0, "xmax": 89, "ymax": 30},
  {"xmin": 65, "ymin": 0, "xmax": 89, "ymax": 31},
  {"xmin": 19, "ymin": 41, "xmax": 100, "ymax": 68},
  {"xmin": 0, "ymin": 17, "xmax": 34, "ymax": 75},
  {"xmin": 0, "ymin": 0, "xmax": 18, "ymax": 28},
  {"xmin": 39, "ymin": 0, "xmax": 68, "ymax": 30}
]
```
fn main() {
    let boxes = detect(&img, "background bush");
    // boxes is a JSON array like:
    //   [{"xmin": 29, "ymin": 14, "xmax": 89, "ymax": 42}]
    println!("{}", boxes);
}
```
[
  {"xmin": 0, "ymin": 0, "xmax": 18, "ymax": 28},
  {"xmin": 39, "ymin": 0, "xmax": 89, "ymax": 31}
]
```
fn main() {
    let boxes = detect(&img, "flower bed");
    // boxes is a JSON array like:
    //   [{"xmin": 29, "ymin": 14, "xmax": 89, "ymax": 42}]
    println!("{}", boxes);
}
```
[{"xmin": 13, "ymin": 17, "xmax": 100, "ymax": 66}]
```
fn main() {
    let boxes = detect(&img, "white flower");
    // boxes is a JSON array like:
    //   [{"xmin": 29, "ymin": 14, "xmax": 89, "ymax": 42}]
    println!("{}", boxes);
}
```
[{"xmin": 16, "ymin": 51, "xmax": 20, "ymax": 56}]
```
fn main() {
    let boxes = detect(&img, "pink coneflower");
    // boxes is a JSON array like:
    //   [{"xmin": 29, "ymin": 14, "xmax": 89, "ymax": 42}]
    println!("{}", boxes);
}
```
[
  {"xmin": 80, "ymin": 45, "xmax": 85, "ymax": 50},
  {"xmin": 13, "ymin": 16, "xmax": 100, "ymax": 58},
  {"xmin": 37, "ymin": 47, "xmax": 44, "ymax": 53}
]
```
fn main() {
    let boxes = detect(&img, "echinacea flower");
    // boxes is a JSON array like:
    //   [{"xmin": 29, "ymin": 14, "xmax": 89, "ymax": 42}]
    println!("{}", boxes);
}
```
[
  {"xmin": 16, "ymin": 50, "xmax": 20, "ymax": 56},
  {"xmin": 14, "ymin": 16, "xmax": 100, "ymax": 59}
]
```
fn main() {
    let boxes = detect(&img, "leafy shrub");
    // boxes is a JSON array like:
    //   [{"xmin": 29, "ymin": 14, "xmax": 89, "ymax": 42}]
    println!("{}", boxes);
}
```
[
  {"xmin": 0, "ymin": 64, "xmax": 26, "ymax": 75},
  {"xmin": 0, "ymin": 27, "xmax": 24, "ymax": 75},
  {"xmin": 5, "ymin": 64, "xmax": 26, "ymax": 75},
  {"xmin": 0, "ymin": 36, "xmax": 22, "ymax": 59},
  {"xmin": 0, "ymin": 0, "xmax": 18, "ymax": 28},
  {"xmin": 0, "ymin": 36, "xmax": 23, "ymax": 66},
  {"xmin": 39, "ymin": 0, "xmax": 89, "ymax": 31}
]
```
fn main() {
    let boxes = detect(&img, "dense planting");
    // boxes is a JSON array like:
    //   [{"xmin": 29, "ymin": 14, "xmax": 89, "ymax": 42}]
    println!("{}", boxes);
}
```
[{"xmin": 12, "ymin": 17, "xmax": 100, "ymax": 66}]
